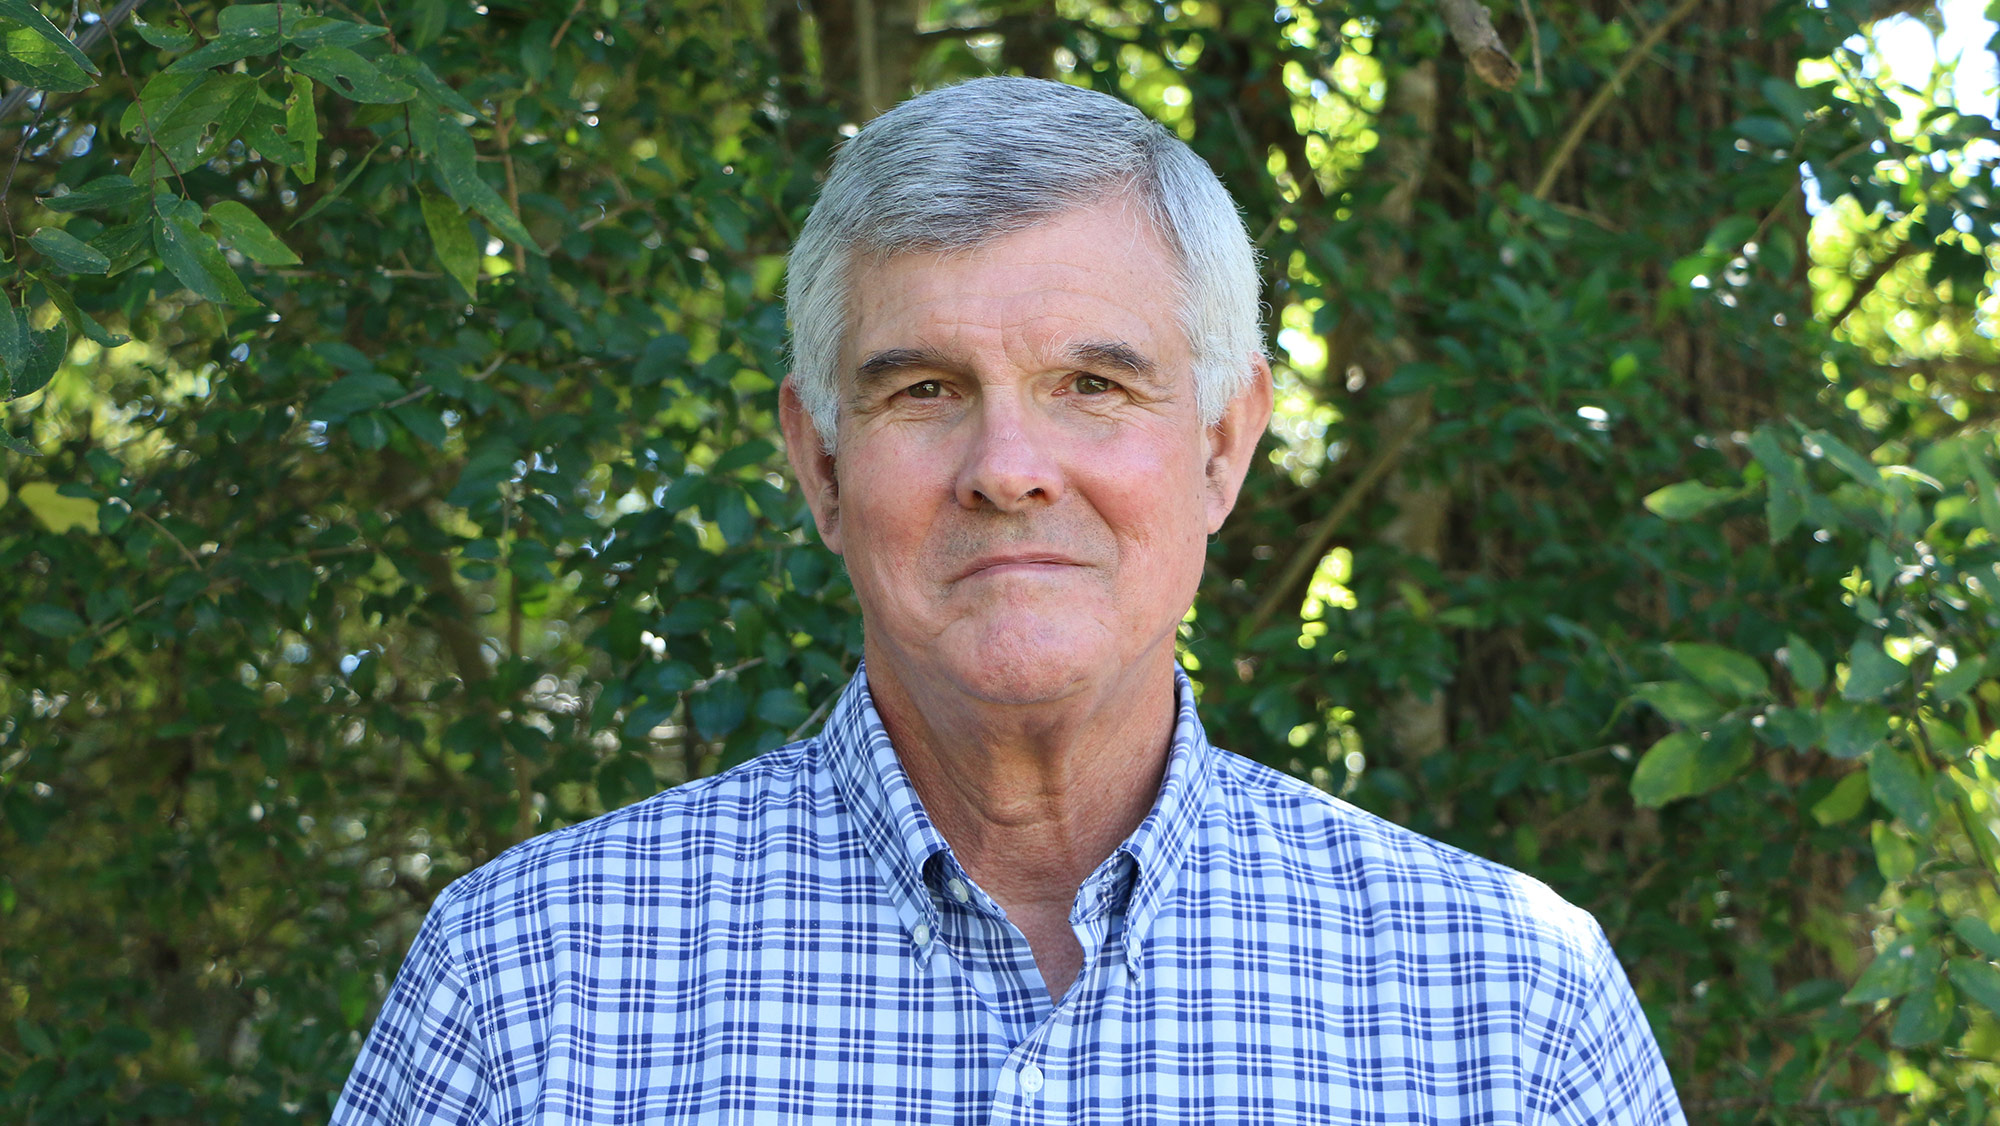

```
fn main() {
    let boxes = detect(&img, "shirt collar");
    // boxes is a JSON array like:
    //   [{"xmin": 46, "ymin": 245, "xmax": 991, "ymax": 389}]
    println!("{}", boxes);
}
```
[
  {"xmin": 820, "ymin": 662, "xmax": 1219, "ymax": 970},
  {"xmin": 821, "ymin": 665, "xmax": 954, "ymax": 960},
  {"xmin": 1104, "ymin": 663, "xmax": 1217, "ymax": 969}
]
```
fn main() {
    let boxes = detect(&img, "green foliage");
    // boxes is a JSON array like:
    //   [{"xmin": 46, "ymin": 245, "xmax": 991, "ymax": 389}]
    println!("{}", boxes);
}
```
[
  {"xmin": 1641, "ymin": 421, "xmax": 2000, "ymax": 1102},
  {"xmin": 1, "ymin": 0, "xmax": 1996, "ymax": 1121}
]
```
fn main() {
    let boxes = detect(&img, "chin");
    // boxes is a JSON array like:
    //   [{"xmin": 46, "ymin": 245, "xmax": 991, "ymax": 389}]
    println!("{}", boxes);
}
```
[{"xmin": 937, "ymin": 620, "xmax": 1105, "ymax": 707}]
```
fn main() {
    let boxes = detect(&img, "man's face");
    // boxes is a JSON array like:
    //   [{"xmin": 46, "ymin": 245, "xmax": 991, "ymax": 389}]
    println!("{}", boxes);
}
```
[{"xmin": 782, "ymin": 199, "xmax": 1269, "ymax": 710}]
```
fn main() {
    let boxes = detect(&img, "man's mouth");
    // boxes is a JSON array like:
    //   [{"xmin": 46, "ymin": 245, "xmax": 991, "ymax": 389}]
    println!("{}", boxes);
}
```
[{"xmin": 955, "ymin": 552, "xmax": 1083, "ymax": 581}]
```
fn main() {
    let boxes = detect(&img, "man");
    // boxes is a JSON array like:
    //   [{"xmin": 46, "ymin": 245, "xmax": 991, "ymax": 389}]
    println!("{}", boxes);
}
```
[{"xmin": 335, "ymin": 77, "xmax": 1685, "ymax": 1123}]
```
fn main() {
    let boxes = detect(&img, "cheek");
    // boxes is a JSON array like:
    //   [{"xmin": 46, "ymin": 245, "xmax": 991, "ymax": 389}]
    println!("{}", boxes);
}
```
[
  {"xmin": 836, "ymin": 450, "xmax": 946, "ymax": 561},
  {"xmin": 1083, "ymin": 436, "xmax": 1213, "ymax": 574}
]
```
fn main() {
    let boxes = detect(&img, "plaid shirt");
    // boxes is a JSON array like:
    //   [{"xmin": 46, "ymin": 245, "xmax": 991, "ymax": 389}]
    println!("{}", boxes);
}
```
[{"xmin": 334, "ymin": 666, "xmax": 1685, "ymax": 1124}]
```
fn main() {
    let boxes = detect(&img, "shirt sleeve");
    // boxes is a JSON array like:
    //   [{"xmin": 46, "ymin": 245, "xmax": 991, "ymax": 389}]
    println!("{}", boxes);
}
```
[
  {"xmin": 1538, "ymin": 927, "xmax": 1688, "ymax": 1126},
  {"xmin": 331, "ymin": 902, "xmax": 497, "ymax": 1126}
]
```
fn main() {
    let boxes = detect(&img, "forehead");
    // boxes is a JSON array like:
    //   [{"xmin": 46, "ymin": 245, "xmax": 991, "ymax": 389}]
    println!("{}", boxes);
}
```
[{"xmin": 842, "ymin": 201, "xmax": 1187, "ymax": 372}]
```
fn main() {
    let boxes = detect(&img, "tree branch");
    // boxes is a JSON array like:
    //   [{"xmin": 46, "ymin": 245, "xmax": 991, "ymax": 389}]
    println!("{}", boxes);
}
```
[
  {"xmin": 1436, "ymin": 0, "xmax": 1521, "ymax": 90},
  {"xmin": 1240, "ymin": 398, "xmax": 1431, "ymax": 643},
  {"xmin": 1532, "ymin": 0, "xmax": 1705, "ymax": 201},
  {"xmin": 1828, "ymin": 239, "xmax": 1921, "ymax": 330}
]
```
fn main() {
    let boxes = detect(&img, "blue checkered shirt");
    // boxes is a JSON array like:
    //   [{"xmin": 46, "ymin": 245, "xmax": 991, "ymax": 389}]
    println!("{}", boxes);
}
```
[{"xmin": 334, "ymin": 666, "xmax": 1685, "ymax": 1123}]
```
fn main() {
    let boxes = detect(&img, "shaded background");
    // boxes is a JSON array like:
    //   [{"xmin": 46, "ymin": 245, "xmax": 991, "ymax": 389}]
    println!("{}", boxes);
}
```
[{"xmin": 2, "ymin": 0, "xmax": 1998, "ymax": 1119}]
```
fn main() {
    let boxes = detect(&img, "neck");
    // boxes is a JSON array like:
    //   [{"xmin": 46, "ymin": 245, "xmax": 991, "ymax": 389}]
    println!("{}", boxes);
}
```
[{"xmin": 863, "ymin": 647, "xmax": 1177, "ymax": 915}]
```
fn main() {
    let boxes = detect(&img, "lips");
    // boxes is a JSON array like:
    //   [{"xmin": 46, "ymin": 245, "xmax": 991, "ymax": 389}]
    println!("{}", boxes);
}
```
[{"xmin": 954, "ymin": 552, "xmax": 1083, "ymax": 581}]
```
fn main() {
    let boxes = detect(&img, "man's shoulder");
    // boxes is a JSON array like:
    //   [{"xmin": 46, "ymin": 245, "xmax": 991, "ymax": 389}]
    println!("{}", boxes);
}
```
[
  {"xmin": 418, "ymin": 740, "xmax": 825, "ymax": 940},
  {"xmin": 1206, "ymin": 749, "xmax": 1609, "ymax": 964}
]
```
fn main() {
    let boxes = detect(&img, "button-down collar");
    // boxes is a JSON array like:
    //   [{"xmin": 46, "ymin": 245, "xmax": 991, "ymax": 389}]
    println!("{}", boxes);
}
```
[{"xmin": 820, "ymin": 662, "xmax": 1218, "ymax": 971}]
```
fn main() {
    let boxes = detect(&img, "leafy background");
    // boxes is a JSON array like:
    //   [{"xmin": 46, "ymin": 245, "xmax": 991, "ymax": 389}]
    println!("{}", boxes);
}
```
[{"xmin": 2, "ymin": 0, "xmax": 1998, "ymax": 1120}]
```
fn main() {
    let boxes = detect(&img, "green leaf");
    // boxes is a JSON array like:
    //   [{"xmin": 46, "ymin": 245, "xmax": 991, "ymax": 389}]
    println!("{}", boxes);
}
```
[
  {"xmin": 712, "ymin": 440, "xmax": 778, "ymax": 476},
  {"xmin": 1966, "ymin": 454, "xmax": 2000, "ymax": 539},
  {"xmin": 216, "ymin": 4, "xmax": 307, "ymax": 33},
  {"xmin": 286, "ymin": 15, "xmax": 390, "ymax": 49},
  {"xmin": 596, "ymin": 754, "xmax": 658, "ymax": 809},
  {"xmin": 1803, "ymin": 429, "xmax": 1880, "ymax": 487},
  {"xmin": 20, "ymin": 602, "xmax": 84, "ymax": 637},
  {"xmin": 120, "ymin": 69, "xmax": 194, "ymax": 139},
  {"xmin": 1633, "ymin": 681, "xmax": 1723, "ymax": 727},
  {"xmin": 14, "ymin": 1018, "xmax": 55, "ymax": 1057},
  {"xmin": 40, "ymin": 277, "xmax": 129, "ymax": 347},
  {"xmin": 89, "ymin": 220, "xmax": 151, "ymax": 275},
  {"xmin": 0, "ymin": 0, "xmax": 99, "ymax": 90},
  {"xmin": 377, "ymin": 52, "xmax": 480, "ymax": 118},
  {"xmin": 207, "ymin": 201, "xmax": 301, "ymax": 266},
  {"xmin": 129, "ymin": 14, "xmax": 195, "ymax": 51},
  {"xmin": 0, "ymin": 299, "xmax": 24, "ymax": 378},
  {"xmin": 1844, "ymin": 938, "xmax": 1939, "ymax": 1004},
  {"xmin": 307, "ymin": 374, "xmax": 404, "ymax": 424},
  {"xmin": 1643, "ymin": 480, "xmax": 1737, "ymax": 520},
  {"xmin": 419, "ymin": 185, "xmax": 479, "ymax": 297},
  {"xmin": 1869, "ymin": 747, "xmax": 1938, "ymax": 837},
  {"xmin": 689, "ymin": 678, "xmax": 746, "ymax": 740},
  {"xmin": 1732, "ymin": 115, "xmax": 1793, "ymax": 147},
  {"xmin": 1866, "ymin": 538, "xmax": 1895, "ymax": 597},
  {"xmin": 38, "ymin": 174, "xmax": 147, "ymax": 212},
  {"xmin": 1890, "ymin": 975, "xmax": 1954, "ymax": 1048},
  {"xmin": 287, "ymin": 72, "xmax": 319, "ymax": 183},
  {"xmin": 390, "ymin": 404, "xmax": 447, "ymax": 450},
  {"xmin": 1765, "ymin": 484, "xmax": 1802, "ymax": 542},
  {"xmin": 1953, "ymin": 917, "xmax": 2000, "ymax": 960},
  {"xmin": 1819, "ymin": 698, "xmax": 1888, "ymax": 758},
  {"xmin": 239, "ymin": 101, "xmax": 304, "ymax": 167},
  {"xmin": 129, "ymin": 72, "xmax": 258, "ymax": 174},
  {"xmin": 427, "ymin": 112, "xmax": 541, "ymax": 253},
  {"xmin": 1843, "ymin": 637, "xmax": 1906, "ymax": 701},
  {"xmin": 28, "ymin": 228, "xmax": 109, "ymax": 274},
  {"xmin": 348, "ymin": 412, "xmax": 389, "ymax": 450},
  {"xmin": 1949, "ymin": 958, "xmax": 2000, "ymax": 1020},
  {"xmin": 1666, "ymin": 643, "xmax": 1770, "ymax": 700},
  {"xmin": 5, "ymin": 318, "xmax": 65, "ymax": 401},
  {"xmin": 755, "ymin": 688, "xmax": 809, "ymax": 728},
  {"xmin": 154, "ymin": 216, "xmax": 258, "ymax": 307},
  {"xmin": 1631, "ymin": 728, "xmax": 1752, "ymax": 808},
  {"xmin": 1810, "ymin": 772, "xmax": 1870, "ymax": 826},
  {"xmin": 1783, "ymin": 634, "xmax": 1826, "ymax": 695},
  {"xmin": 1760, "ymin": 705, "xmax": 1818, "ymax": 749},
  {"xmin": 154, "ymin": 192, "xmax": 201, "ymax": 229},
  {"xmin": 164, "ymin": 27, "xmax": 284, "ymax": 73},
  {"xmin": 715, "ymin": 488, "xmax": 754, "ymax": 546},
  {"xmin": 1873, "ymin": 820, "xmax": 1916, "ymax": 881},
  {"xmin": 1930, "ymin": 655, "xmax": 1984, "ymax": 703},
  {"xmin": 292, "ymin": 45, "xmax": 415, "ymax": 104}
]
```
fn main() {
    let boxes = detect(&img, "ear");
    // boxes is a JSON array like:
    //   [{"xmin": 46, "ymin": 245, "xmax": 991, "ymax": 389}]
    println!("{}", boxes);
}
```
[
  {"xmin": 1202, "ymin": 353, "xmax": 1274, "ymax": 535},
  {"xmin": 779, "ymin": 377, "xmax": 844, "ymax": 555}
]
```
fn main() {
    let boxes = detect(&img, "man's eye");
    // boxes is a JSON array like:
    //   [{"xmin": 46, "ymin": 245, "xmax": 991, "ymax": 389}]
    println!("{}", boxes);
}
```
[
  {"xmin": 905, "ymin": 380, "xmax": 945, "ymax": 400},
  {"xmin": 1073, "ymin": 374, "xmax": 1115, "ymax": 395}
]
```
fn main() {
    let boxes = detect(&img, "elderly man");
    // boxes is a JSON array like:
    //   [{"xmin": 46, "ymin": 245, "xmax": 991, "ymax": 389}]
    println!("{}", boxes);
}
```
[{"xmin": 335, "ymin": 77, "xmax": 1685, "ymax": 1124}]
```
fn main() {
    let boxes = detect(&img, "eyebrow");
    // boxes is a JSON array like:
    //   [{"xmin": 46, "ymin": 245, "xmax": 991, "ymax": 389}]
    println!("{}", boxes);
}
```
[
  {"xmin": 1066, "ymin": 340, "xmax": 1156, "ymax": 380},
  {"xmin": 855, "ymin": 347, "xmax": 963, "ymax": 381}
]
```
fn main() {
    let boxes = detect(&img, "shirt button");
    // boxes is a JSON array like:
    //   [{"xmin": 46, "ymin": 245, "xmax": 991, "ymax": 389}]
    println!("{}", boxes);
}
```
[
  {"xmin": 947, "ymin": 878, "xmax": 970, "ymax": 903},
  {"xmin": 911, "ymin": 922, "xmax": 931, "ymax": 946},
  {"xmin": 1019, "ymin": 1063, "xmax": 1044, "ymax": 1093}
]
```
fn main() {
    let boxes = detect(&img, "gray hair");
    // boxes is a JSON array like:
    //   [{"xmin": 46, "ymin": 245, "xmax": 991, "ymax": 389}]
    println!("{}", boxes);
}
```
[{"xmin": 785, "ymin": 76, "xmax": 1263, "ymax": 446}]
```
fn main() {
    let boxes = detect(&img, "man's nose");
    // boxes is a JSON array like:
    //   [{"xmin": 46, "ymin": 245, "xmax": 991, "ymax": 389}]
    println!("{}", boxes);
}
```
[{"xmin": 953, "ymin": 396, "xmax": 1064, "ymax": 512}]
